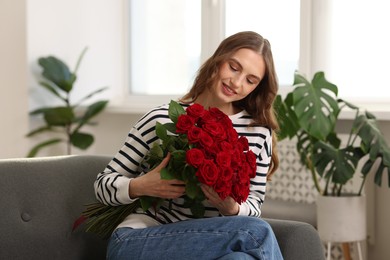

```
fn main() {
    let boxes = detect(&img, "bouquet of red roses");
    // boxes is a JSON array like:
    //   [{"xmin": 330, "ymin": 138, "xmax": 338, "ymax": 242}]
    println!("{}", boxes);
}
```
[{"xmin": 73, "ymin": 100, "xmax": 256, "ymax": 238}]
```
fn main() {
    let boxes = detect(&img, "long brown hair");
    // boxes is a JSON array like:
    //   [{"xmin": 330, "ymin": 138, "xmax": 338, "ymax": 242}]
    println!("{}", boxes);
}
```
[{"xmin": 181, "ymin": 31, "xmax": 279, "ymax": 178}]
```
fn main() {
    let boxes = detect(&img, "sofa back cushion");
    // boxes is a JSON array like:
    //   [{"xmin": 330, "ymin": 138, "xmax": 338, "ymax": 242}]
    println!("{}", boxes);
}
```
[{"xmin": 0, "ymin": 155, "xmax": 111, "ymax": 260}]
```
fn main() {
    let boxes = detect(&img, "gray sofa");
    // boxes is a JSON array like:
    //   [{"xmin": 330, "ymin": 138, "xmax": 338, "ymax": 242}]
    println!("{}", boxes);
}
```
[{"xmin": 0, "ymin": 155, "xmax": 324, "ymax": 260}]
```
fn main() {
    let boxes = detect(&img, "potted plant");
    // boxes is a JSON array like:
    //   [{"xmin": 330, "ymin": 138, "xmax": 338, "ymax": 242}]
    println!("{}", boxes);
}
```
[
  {"xmin": 274, "ymin": 71, "xmax": 390, "ymax": 245},
  {"xmin": 26, "ymin": 48, "xmax": 109, "ymax": 157}
]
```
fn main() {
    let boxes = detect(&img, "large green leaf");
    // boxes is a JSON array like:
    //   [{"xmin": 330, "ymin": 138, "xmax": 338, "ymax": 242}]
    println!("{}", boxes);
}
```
[
  {"xmin": 70, "ymin": 131, "xmax": 94, "ymax": 150},
  {"xmin": 43, "ymin": 106, "xmax": 75, "ymax": 126},
  {"xmin": 38, "ymin": 56, "xmax": 75, "ymax": 92},
  {"xmin": 168, "ymin": 100, "xmax": 185, "ymax": 124},
  {"xmin": 312, "ymin": 141, "xmax": 362, "ymax": 185},
  {"xmin": 354, "ymin": 113, "xmax": 390, "ymax": 187},
  {"xmin": 292, "ymin": 71, "xmax": 340, "ymax": 140},
  {"xmin": 274, "ymin": 94, "xmax": 300, "ymax": 140}
]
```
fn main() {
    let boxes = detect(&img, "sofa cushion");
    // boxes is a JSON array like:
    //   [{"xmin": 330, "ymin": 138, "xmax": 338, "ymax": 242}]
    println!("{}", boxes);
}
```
[{"xmin": 0, "ymin": 155, "xmax": 111, "ymax": 260}]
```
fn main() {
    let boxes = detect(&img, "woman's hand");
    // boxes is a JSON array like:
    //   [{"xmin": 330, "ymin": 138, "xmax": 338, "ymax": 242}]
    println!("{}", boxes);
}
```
[
  {"xmin": 201, "ymin": 184, "xmax": 239, "ymax": 216},
  {"xmin": 129, "ymin": 153, "xmax": 186, "ymax": 199}
]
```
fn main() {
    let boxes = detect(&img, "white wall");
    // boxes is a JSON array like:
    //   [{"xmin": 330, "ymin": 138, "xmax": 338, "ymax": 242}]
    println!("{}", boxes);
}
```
[
  {"xmin": 0, "ymin": 0, "xmax": 29, "ymax": 158},
  {"xmin": 1, "ymin": 1, "xmax": 390, "ymax": 259}
]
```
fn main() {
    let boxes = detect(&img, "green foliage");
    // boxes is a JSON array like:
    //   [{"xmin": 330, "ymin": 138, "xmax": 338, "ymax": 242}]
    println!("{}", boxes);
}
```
[
  {"xmin": 275, "ymin": 71, "xmax": 390, "ymax": 196},
  {"xmin": 141, "ymin": 101, "xmax": 205, "ymax": 217},
  {"xmin": 26, "ymin": 48, "xmax": 109, "ymax": 157}
]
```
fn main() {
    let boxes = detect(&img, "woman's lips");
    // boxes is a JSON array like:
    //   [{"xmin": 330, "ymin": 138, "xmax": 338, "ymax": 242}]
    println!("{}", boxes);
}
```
[{"xmin": 222, "ymin": 83, "xmax": 236, "ymax": 96}]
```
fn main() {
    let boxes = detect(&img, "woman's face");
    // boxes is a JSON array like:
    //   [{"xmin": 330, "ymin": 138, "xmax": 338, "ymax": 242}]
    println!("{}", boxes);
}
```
[{"xmin": 212, "ymin": 48, "xmax": 266, "ymax": 105}]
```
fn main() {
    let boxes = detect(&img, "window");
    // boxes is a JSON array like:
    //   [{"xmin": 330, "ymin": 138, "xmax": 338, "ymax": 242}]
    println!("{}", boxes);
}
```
[
  {"xmin": 125, "ymin": 0, "xmax": 390, "ymax": 115},
  {"xmin": 128, "ymin": 0, "xmax": 201, "ymax": 95},
  {"xmin": 225, "ymin": 0, "xmax": 300, "ymax": 87},
  {"xmin": 325, "ymin": 0, "xmax": 390, "ymax": 101},
  {"xmin": 127, "ymin": 0, "xmax": 300, "ymax": 96}
]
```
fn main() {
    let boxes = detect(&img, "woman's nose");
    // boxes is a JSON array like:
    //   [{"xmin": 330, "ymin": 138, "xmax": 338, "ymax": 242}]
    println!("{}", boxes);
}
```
[{"xmin": 231, "ymin": 74, "xmax": 245, "ymax": 88}]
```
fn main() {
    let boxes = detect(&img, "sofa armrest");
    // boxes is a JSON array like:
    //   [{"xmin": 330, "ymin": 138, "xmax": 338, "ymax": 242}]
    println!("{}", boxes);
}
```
[{"xmin": 266, "ymin": 218, "xmax": 325, "ymax": 260}]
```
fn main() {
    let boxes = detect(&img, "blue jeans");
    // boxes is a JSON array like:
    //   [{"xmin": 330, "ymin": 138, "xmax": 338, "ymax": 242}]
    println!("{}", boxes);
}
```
[{"xmin": 107, "ymin": 216, "xmax": 283, "ymax": 260}]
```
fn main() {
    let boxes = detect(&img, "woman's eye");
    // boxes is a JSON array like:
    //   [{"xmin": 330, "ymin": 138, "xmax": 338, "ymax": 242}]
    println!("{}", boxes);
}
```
[
  {"xmin": 229, "ymin": 64, "xmax": 238, "ymax": 71},
  {"xmin": 247, "ymin": 79, "xmax": 255, "ymax": 84}
]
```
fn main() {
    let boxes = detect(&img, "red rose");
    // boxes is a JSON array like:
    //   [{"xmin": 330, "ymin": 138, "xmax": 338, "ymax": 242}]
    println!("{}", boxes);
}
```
[
  {"xmin": 202, "ymin": 121, "xmax": 226, "ymax": 140},
  {"xmin": 187, "ymin": 126, "xmax": 202, "ymax": 144},
  {"xmin": 246, "ymin": 150, "xmax": 257, "ymax": 177},
  {"xmin": 186, "ymin": 103, "xmax": 205, "ymax": 120},
  {"xmin": 226, "ymin": 128, "xmax": 238, "ymax": 143},
  {"xmin": 238, "ymin": 163, "xmax": 252, "ymax": 184},
  {"xmin": 216, "ymin": 151, "xmax": 231, "ymax": 168},
  {"xmin": 231, "ymin": 148, "xmax": 243, "ymax": 170},
  {"xmin": 214, "ymin": 179, "xmax": 232, "ymax": 200},
  {"xmin": 210, "ymin": 107, "xmax": 233, "ymax": 128},
  {"xmin": 176, "ymin": 114, "xmax": 195, "ymax": 134},
  {"xmin": 219, "ymin": 167, "xmax": 233, "ymax": 182},
  {"xmin": 238, "ymin": 136, "xmax": 249, "ymax": 151},
  {"xmin": 199, "ymin": 131, "xmax": 213, "ymax": 148},
  {"xmin": 232, "ymin": 182, "xmax": 250, "ymax": 204},
  {"xmin": 219, "ymin": 141, "xmax": 233, "ymax": 152},
  {"xmin": 186, "ymin": 148, "xmax": 205, "ymax": 168},
  {"xmin": 196, "ymin": 159, "xmax": 219, "ymax": 186}
]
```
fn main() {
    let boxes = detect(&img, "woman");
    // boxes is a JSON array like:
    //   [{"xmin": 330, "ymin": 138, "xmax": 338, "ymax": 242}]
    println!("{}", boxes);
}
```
[{"xmin": 95, "ymin": 31, "xmax": 283, "ymax": 260}]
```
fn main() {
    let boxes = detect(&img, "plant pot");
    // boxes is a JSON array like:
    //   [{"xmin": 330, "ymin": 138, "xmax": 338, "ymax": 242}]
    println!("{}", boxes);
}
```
[{"xmin": 316, "ymin": 195, "xmax": 366, "ymax": 242}]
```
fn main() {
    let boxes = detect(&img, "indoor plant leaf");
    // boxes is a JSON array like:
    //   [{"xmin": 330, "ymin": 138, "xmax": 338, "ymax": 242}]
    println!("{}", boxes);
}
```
[
  {"xmin": 38, "ymin": 81, "xmax": 67, "ymax": 102},
  {"xmin": 38, "ymin": 56, "xmax": 75, "ymax": 93},
  {"xmin": 75, "ymin": 100, "xmax": 109, "ymax": 131},
  {"xmin": 26, "ymin": 125, "xmax": 54, "ymax": 137},
  {"xmin": 27, "ymin": 138, "xmax": 63, "ymax": 157},
  {"xmin": 292, "ymin": 71, "xmax": 340, "ymax": 140},
  {"xmin": 70, "ymin": 132, "xmax": 94, "ymax": 150},
  {"xmin": 312, "ymin": 141, "xmax": 360, "ymax": 186},
  {"xmin": 274, "ymin": 93, "xmax": 300, "ymax": 140},
  {"xmin": 43, "ymin": 107, "xmax": 75, "ymax": 126},
  {"xmin": 73, "ymin": 87, "xmax": 109, "ymax": 108}
]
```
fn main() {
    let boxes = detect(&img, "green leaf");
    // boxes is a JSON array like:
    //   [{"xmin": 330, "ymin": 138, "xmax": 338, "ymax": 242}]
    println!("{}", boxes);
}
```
[
  {"xmin": 38, "ymin": 81, "xmax": 67, "ymax": 102},
  {"xmin": 26, "ymin": 125, "xmax": 54, "ymax": 137},
  {"xmin": 274, "ymin": 93, "xmax": 300, "ymax": 140},
  {"xmin": 139, "ymin": 196, "xmax": 163, "ymax": 212},
  {"xmin": 292, "ymin": 71, "xmax": 340, "ymax": 140},
  {"xmin": 27, "ymin": 138, "xmax": 63, "ymax": 157},
  {"xmin": 38, "ymin": 56, "xmax": 75, "ymax": 92},
  {"xmin": 190, "ymin": 201, "xmax": 205, "ymax": 218},
  {"xmin": 171, "ymin": 150, "xmax": 186, "ymax": 169},
  {"xmin": 43, "ymin": 106, "xmax": 75, "ymax": 126},
  {"xmin": 353, "ymin": 113, "xmax": 390, "ymax": 187},
  {"xmin": 70, "ymin": 132, "xmax": 94, "ymax": 150},
  {"xmin": 160, "ymin": 168, "xmax": 175, "ymax": 180},
  {"xmin": 186, "ymin": 181, "xmax": 200, "ymax": 199},
  {"xmin": 155, "ymin": 122, "xmax": 168, "ymax": 142},
  {"xmin": 163, "ymin": 122, "xmax": 177, "ymax": 134},
  {"xmin": 74, "ymin": 46, "xmax": 88, "ymax": 75},
  {"xmin": 168, "ymin": 100, "xmax": 185, "ymax": 124},
  {"xmin": 149, "ymin": 142, "xmax": 164, "ymax": 158},
  {"xmin": 75, "ymin": 100, "xmax": 109, "ymax": 131},
  {"xmin": 73, "ymin": 87, "xmax": 109, "ymax": 108},
  {"xmin": 140, "ymin": 196, "xmax": 154, "ymax": 212},
  {"xmin": 312, "ymin": 141, "xmax": 362, "ymax": 185}
]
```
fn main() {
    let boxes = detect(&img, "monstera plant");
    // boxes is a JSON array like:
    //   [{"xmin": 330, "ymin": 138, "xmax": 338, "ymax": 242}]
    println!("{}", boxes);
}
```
[
  {"xmin": 26, "ymin": 48, "xmax": 109, "ymax": 157},
  {"xmin": 274, "ymin": 71, "xmax": 390, "ymax": 196}
]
